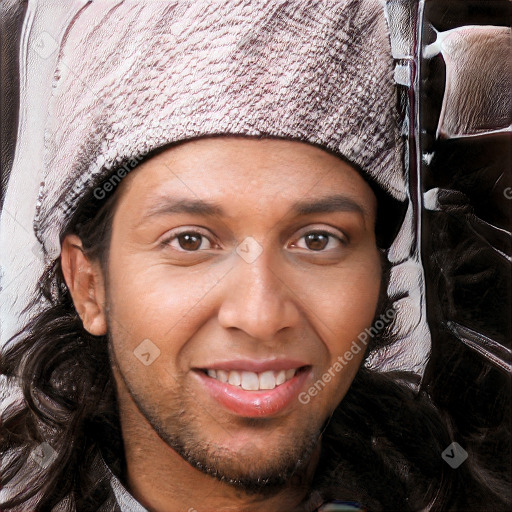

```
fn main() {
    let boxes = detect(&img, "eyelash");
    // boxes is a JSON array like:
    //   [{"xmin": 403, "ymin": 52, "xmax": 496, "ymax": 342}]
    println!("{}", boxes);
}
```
[
  {"xmin": 161, "ymin": 229, "xmax": 217, "ymax": 251},
  {"xmin": 290, "ymin": 230, "xmax": 347, "ymax": 251},
  {"xmin": 160, "ymin": 227, "xmax": 347, "ymax": 253}
]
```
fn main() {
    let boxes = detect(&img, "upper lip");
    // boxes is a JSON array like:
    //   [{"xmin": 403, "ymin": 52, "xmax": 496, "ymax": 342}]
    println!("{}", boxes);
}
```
[{"xmin": 196, "ymin": 359, "xmax": 309, "ymax": 372}]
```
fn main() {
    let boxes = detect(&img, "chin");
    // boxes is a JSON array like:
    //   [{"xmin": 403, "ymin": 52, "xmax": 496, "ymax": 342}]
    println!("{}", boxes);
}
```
[{"xmin": 143, "ymin": 396, "xmax": 323, "ymax": 495}]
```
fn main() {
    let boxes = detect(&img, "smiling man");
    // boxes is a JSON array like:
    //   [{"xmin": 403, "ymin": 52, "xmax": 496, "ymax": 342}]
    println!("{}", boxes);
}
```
[
  {"xmin": 60, "ymin": 137, "xmax": 382, "ymax": 511},
  {"xmin": 0, "ymin": 1, "xmax": 487, "ymax": 511}
]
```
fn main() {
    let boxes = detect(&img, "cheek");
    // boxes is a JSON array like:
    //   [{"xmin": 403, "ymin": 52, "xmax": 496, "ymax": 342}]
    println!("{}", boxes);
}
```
[
  {"xmin": 105, "ymin": 252, "xmax": 228, "ymax": 359},
  {"xmin": 307, "ymin": 256, "xmax": 382, "ymax": 340},
  {"xmin": 300, "ymin": 254, "xmax": 381, "ymax": 398}
]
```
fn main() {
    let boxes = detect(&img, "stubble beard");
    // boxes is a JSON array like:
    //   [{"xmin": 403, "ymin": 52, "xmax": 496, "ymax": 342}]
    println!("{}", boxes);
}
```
[{"xmin": 109, "ymin": 337, "xmax": 324, "ymax": 497}]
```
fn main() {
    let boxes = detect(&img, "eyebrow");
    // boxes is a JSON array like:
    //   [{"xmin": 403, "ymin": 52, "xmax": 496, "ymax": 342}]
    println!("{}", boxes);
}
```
[
  {"xmin": 291, "ymin": 194, "xmax": 366, "ymax": 217},
  {"xmin": 138, "ymin": 194, "xmax": 366, "ymax": 225}
]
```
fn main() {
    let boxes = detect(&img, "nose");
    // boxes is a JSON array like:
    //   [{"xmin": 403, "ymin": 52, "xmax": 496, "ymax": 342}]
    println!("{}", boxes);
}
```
[{"xmin": 217, "ymin": 247, "xmax": 303, "ymax": 341}]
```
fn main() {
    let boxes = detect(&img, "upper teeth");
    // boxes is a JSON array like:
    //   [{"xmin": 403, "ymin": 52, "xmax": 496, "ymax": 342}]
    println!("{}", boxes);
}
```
[{"xmin": 206, "ymin": 369, "xmax": 297, "ymax": 390}]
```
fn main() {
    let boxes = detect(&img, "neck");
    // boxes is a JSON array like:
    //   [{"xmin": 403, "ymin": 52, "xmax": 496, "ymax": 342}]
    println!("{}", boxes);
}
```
[{"xmin": 113, "ymin": 369, "xmax": 321, "ymax": 512}]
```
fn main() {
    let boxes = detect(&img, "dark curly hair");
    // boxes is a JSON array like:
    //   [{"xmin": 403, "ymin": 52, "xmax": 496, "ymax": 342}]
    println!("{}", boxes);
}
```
[{"xmin": 0, "ymin": 165, "xmax": 510, "ymax": 511}]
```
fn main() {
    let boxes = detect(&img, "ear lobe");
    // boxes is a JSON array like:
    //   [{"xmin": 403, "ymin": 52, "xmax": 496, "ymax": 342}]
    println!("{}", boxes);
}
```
[{"xmin": 60, "ymin": 234, "xmax": 107, "ymax": 336}]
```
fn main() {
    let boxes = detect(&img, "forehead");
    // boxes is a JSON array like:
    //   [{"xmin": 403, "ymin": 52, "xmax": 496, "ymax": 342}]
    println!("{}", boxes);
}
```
[{"xmin": 116, "ymin": 137, "xmax": 377, "ymax": 217}]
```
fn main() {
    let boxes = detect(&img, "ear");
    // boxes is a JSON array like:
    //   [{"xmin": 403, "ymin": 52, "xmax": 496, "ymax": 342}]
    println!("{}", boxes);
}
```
[{"xmin": 60, "ymin": 234, "xmax": 107, "ymax": 336}]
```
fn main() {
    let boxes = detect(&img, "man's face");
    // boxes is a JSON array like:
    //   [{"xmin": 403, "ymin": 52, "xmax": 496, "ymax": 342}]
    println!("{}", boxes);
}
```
[{"xmin": 96, "ymin": 137, "xmax": 381, "ymax": 489}]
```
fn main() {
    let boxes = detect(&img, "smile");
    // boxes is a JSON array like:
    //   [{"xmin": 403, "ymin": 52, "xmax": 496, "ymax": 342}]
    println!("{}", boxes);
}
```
[
  {"xmin": 194, "ymin": 364, "xmax": 311, "ymax": 418},
  {"xmin": 203, "ymin": 368, "xmax": 298, "ymax": 391}
]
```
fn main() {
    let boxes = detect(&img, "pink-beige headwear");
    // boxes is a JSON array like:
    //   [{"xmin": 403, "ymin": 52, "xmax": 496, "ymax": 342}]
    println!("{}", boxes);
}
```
[{"xmin": 34, "ymin": 0, "xmax": 405, "ymax": 258}]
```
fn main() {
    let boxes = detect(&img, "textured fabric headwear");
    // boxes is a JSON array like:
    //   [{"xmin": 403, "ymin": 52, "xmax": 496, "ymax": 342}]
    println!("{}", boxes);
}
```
[
  {"xmin": 2, "ymin": 0, "xmax": 431, "ymax": 379},
  {"xmin": 34, "ymin": 0, "xmax": 405, "ymax": 258}
]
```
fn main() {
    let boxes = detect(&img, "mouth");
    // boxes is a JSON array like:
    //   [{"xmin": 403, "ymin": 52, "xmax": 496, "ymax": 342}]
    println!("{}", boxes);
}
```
[
  {"xmin": 201, "ymin": 367, "xmax": 301, "ymax": 391},
  {"xmin": 193, "ymin": 363, "xmax": 311, "ymax": 418}
]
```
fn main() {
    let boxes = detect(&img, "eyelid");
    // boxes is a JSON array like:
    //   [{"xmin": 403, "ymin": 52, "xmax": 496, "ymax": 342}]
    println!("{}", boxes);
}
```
[
  {"xmin": 159, "ymin": 224, "xmax": 348, "ymax": 253},
  {"xmin": 160, "ymin": 227, "xmax": 219, "ymax": 251},
  {"xmin": 289, "ymin": 224, "xmax": 349, "ymax": 246}
]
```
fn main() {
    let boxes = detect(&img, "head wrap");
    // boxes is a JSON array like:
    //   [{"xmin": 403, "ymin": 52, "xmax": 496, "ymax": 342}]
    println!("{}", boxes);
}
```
[
  {"xmin": 1, "ymin": 0, "xmax": 432, "ymax": 379},
  {"xmin": 34, "ymin": 0, "xmax": 405, "ymax": 258}
]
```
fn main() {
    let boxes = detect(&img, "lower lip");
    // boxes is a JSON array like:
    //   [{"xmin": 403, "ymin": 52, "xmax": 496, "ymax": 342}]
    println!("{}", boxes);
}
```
[{"xmin": 195, "ymin": 368, "xmax": 311, "ymax": 418}]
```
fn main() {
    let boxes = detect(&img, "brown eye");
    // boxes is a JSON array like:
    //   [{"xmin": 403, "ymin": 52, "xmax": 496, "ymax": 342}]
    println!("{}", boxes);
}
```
[
  {"xmin": 304, "ymin": 233, "xmax": 330, "ymax": 251},
  {"xmin": 289, "ymin": 229, "xmax": 346, "ymax": 253},
  {"xmin": 161, "ymin": 229, "xmax": 215, "ymax": 252},
  {"xmin": 177, "ymin": 233, "xmax": 203, "ymax": 251}
]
